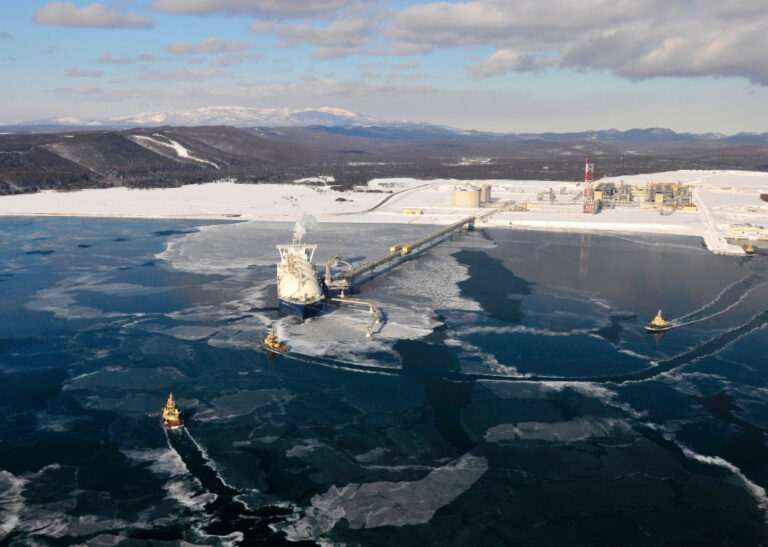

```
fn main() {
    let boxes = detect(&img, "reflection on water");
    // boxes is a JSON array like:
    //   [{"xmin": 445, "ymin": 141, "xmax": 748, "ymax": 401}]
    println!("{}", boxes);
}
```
[{"xmin": 0, "ymin": 217, "xmax": 767, "ymax": 545}]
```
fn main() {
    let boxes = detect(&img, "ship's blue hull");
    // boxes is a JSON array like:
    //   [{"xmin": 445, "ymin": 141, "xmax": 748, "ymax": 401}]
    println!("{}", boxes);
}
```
[{"xmin": 278, "ymin": 298, "xmax": 336, "ymax": 320}]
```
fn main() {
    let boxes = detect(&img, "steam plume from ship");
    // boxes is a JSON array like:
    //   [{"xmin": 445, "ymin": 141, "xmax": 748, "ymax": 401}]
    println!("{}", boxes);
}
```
[{"xmin": 293, "ymin": 214, "xmax": 318, "ymax": 243}]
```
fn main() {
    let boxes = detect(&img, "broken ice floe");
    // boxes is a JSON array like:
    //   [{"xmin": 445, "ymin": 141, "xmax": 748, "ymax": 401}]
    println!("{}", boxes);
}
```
[
  {"xmin": 485, "ymin": 417, "xmax": 630, "ymax": 443},
  {"xmin": 194, "ymin": 388, "xmax": 294, "ymax": 421},
  {"xmin": 280, "ymin": 453, "xmax": 487, "ymax": 540}
]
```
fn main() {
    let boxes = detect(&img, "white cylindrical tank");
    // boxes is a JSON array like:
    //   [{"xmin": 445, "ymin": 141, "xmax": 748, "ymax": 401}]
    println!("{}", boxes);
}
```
[{"xmin": 452, "ymin": 187, "xmax": 481, "ymax": 207}]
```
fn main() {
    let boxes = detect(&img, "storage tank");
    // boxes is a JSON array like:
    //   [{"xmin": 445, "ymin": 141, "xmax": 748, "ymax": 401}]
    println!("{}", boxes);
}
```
[{"xmin": 452, "ymin": 187, "xmax": 481, "ymax": 207}]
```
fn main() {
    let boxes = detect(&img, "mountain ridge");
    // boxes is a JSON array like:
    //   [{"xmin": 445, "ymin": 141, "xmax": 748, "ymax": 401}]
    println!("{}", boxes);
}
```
[
  {"xmin": 3, "ymin": 124, "xmax": 768, "ymax": 198},
  {"xmin": 21, "ymin": 106, "xmax": 380, "ymax": 130},
  {"xmin": 10, "ymin": 106, "xmax": 768, "ymax": 145}
]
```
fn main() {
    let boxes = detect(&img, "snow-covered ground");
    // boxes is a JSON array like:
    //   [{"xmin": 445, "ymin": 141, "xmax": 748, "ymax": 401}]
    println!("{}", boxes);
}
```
[
  {"xmin": 1, "ymin": 170, "xmax": 766, "ymax": 255},
  {"xmin": 129, "ymin": 134, "xmax": 220, "ymax": 169}
]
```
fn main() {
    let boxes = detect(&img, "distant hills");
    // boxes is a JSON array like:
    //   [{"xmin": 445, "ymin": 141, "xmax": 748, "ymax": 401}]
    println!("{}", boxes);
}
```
[
  {"xmin": 2, "ymin": 120, "xmax": 768, "ymax": 197},
  {"xmin": 7, "ymin": 105, "xmax": 768, "ymax": 145}
]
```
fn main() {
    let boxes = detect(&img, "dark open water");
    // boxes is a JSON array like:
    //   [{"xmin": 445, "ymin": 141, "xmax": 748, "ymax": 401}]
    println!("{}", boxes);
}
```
[{"xmin": 1, "ymin": 217, "xmax": 767, "ymax": 546}]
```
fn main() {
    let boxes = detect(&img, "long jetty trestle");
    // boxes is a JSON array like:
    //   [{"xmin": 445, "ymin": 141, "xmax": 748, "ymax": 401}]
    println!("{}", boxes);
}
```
[{"xmin": 326, "ymin": 216, "xmax": 475, "ymax": 292}]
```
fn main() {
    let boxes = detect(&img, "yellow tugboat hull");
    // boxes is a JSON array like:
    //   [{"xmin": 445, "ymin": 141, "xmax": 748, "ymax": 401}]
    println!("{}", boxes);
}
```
[
  {"xmin": 646, "ymin": 310, "xmax": 672, "ymax": 333},
  {"xmin": 161, "ymin": 393, "xmax": 183, "ymax": 431},
  {"xmin": 645, "ymin": 324, "xmax": 673, "ymax": 333},
  {"xmin": 262, "ymin": 342, "xmax": 287, "ymax": 353},
  {"xmin": 262, "ymin": 329, "xmax": 288, "ymax": 353}
]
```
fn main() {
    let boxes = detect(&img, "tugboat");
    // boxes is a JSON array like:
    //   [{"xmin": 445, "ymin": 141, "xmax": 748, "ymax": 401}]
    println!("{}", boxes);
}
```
[
  {"xmin": 262, "ymin": 328, "xmax": 288, "ymax": 353},
  {"xmin": 745, "ymin": 243, "xmax": 755, "ymax": 255},
  {"xmin": 161, "ymin": 393, "xmax": 184, "ymax": 431},
  {"xmin": 645, "ymin": 309, "xmax": 673, "ymax": 333}
]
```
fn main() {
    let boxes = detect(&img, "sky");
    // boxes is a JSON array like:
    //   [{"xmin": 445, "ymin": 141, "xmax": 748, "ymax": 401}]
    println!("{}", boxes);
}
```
[{"xmin": 1, "ymin": 0, "xmax": 768, "ymax": 133}]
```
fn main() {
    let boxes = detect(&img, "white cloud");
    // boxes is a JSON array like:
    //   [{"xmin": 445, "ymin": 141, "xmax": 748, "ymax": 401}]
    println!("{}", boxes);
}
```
[
  {"xmin": 25, "ymin": 64, "xmax": 767, "ymax": 133},
  {"xmin": 469, "ymin": 50, "xmax": 554, "ymax": 79},
  {"xmin": 251, "ymin": 18, "xmax": 370, "ymax": 59},
  {"xmin": 96, "ymin": 54, "xmax": 132, "ymax": 64},
  {"xmin": 47, "ymin": 85, "xmax": 103, "ymax": 95},
  {"xmin": 66, "ymin": 68, "xmax": 104, "ymax": 77},
  {"xmin": 385, "ymin": 0, "xmax": 667, "ymax": 50},
  {"xmin": 165, "ymin": 37, "xmax": 254, "ymax": 55},
  {"xmin": 151, "ymin": 0, "xmax": 352, "ymax": 18},
  {"xmin": 233, "ymin": 76, "xmax": 439, "ymax": 106},
  {"xmin": 210, "ymin": 53, "xmax": 265, "ymax": 67},
  {"xmin": 383, "ymin": 0, "xmax": 768, "ymax": 85},
  {"xmin": 558, "ymin": 29, "xmax": 652, "ymax": 72},
  {"xmin": 403, "ymin": 72, "xmax": 426, "ymax": 80},
  {"xmin": 33, "ymin": 2, "xmax": 153, "ymax": 29},
  {"xmin": 359, "ymin": 60, "xmax": 385, "ymax": 78},
  {"xmin": 138, "ymin": 68, "xmax": 232, "ymax": 81},
  {"xmin": 617, "ymin": 23, "xmax": 768, "ymax": 84}
]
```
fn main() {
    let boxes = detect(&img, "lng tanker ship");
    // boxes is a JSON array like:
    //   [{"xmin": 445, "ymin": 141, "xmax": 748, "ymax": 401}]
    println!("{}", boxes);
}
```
[{"xmin": 276, "ymin": 239, "xmax": 332, "ymax": 319}]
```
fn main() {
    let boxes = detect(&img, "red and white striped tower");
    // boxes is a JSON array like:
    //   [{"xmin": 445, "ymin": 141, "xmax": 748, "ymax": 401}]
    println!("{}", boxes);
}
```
[
  {"xmin": 582, "ymin": 154, "xmax": 595, "ymax": 213},
  {"xmin": 584, "ymin": 154, "xmax": 594, "ymax": 184}
]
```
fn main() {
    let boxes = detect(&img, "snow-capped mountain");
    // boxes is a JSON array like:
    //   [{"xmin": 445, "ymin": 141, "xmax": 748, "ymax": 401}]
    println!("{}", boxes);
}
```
[
  {"xmin": 37, "ymin": 116, "xmax": 104, "ymax": 127},
  {"xmin": 13, "ymin": 108, "xmax": 768, "ymax": 144},
  {"xmin": 28, "ymin": 106, "xmax": 380, "ymax": 128}
]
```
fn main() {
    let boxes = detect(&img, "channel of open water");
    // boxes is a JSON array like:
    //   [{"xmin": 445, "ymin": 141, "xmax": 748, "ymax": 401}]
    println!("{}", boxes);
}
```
[{"xmin": 1, "ymin": 216, "xmax": 767, "ymax": 545}]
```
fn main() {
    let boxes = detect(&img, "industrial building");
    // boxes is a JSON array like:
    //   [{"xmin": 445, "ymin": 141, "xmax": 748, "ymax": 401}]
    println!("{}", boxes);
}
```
[
  {"xmin": 729, "ymin": 223, "xmax": 768, "ymax": 240},
  {"xmin": 593, "ymin": 182, "xmax": 634, "ymax": 208},
  {"xmin": 644, "ymin": 182, "xmax": 695, "ymax": 209},
  {"xmin": 579, "ymin": 157, "xmax": 698, "ymax": 214}
]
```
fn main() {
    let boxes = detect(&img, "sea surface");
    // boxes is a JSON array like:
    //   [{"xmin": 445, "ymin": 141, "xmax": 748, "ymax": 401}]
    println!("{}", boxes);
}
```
[{"xmin": 1, "ymin": 216, "xmax": 767, "ymax": 546}]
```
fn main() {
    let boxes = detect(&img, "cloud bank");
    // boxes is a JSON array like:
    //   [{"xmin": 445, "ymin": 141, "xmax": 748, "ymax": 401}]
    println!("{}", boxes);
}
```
[
  {"xmin": 382, "ymin": 0, "xmax": 768, "ymax": 85},
  {"xmin": 165, "ymin": 37, "xmax": 255, "ymax": 55},
  {"xmin": 150, "ymin": 0, "xmax": 353, "ymax": 18},
  {"xmin": 34, "ymin": 2, "xmax": 153, "ymax": 29}
]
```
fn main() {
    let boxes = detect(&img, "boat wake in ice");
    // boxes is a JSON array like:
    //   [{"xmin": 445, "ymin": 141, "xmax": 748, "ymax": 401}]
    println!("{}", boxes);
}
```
[
  {"xmin": 163, "ymin": 427, "xmax": 295, "ymax": 544},
  {"xmin": 275, "ymin": 309, "xmax": 768, "ymax": 386},
  {"xmin": 671, "ymin": 273, "xmax": 768, "ymax": 327}
]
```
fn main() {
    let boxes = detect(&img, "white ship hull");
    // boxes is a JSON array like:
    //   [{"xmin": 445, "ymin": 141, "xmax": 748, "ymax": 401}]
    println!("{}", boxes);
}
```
[{"xmin": 276, "ymin": 241, "xmax": 330, "ymax": 319}]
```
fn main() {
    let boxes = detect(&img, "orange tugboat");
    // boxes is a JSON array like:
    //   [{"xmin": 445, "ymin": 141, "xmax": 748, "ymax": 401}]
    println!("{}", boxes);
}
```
[
  {"xmin": 645, "ymin": 309, "xmax": 673, "ymax": 333},
  {"xmin": 161, "ymin": 393, "xmax": 184, "ymax": 431},
  {"xmin": 262, "ymin": 328, "xmax": 288, "ymax": 353},
  {"xmin": 745, "ymin": 243, "xmax": 755, "ymax": 255}
]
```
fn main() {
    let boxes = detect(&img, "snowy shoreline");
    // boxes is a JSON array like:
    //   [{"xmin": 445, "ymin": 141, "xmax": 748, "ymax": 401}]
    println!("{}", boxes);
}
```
[{"xmin": 1, "ymin": 170, "xmax": 766, "ymax": 255}]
